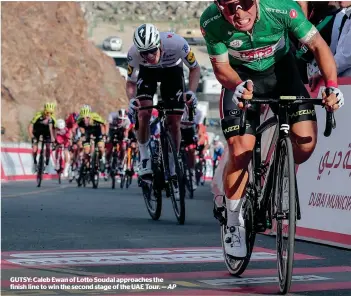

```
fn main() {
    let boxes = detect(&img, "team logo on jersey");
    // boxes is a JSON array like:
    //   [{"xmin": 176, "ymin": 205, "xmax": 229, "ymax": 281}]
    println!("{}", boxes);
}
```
[
  {"xmin": 127, "ymin": 65, "xmax": 133, "ymax": 77},
  {"xmin": 200, "ymin": 26, "xmax": 206, "ymax": 37},
  {"xmin": 182, "ymin": 43, "xmax": 189, "ymax": 53},
  {"xmin": 289, "ymin": 9, "xmax": 297, "ymax": 19},
  {"xmin": 229, "ymin": 39, "xmax": 243, "ymax": 48},
  {"xmin": 186, "ymin": 51, "xmax": 196, "ymax": 65}
]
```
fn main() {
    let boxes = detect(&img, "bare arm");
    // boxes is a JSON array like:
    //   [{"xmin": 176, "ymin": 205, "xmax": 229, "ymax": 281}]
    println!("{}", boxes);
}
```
[
  {"xmin": 49, "ymin": 123, "xmax": 55, "ymax": 141},
  {"xmin": 28, "ymin": 123, "xmax": 34, "ymax": 139},
  {"xmin": 306, "ymin": 32, "xmax": 338, "ymax": 84},
  {"xmin": 211, "ymin": 61, "xmax": 242, "ymax": 90},
  {"xmin": 126, "ymin": 81, "xmax": 137, "ymax": 100},
  {"xmin": 188, "ymin": 65, "xmax": 201, "ymax": 93}
]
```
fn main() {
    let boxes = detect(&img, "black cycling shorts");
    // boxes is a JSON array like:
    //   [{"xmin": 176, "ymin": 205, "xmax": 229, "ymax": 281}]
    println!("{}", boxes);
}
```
[
  {"xmin": 83, "ymin": 129, "xmax": 103, "ymax": 146},
  {"xmin": 220, "ymin": 52, "xmax": 317, "ymax": 140},
  {"xmin": 181, "ymin": 127, "xmax": 195, "ymax": 146},
  {"xmin": 32, "ymin": 129, "xmax": 51, "ymax": 145},
  {"xmin": 128, "ymin": 129, "xmax": 137, "ymax": 142},
  {"xmin": 136, "ymin": 65, "xmax": 185, "ymax": 115}
]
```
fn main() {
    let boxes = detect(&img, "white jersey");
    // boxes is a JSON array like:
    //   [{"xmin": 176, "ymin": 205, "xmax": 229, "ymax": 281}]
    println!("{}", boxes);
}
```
[
  {"xmin": 180, "ymin": 106, "xmax": 203, "ymax": 129},
  {"xmin": 108, "ymin": 112, "xmax": 130, "ymax": 129},
  {"xmin": 127, "ymin": 32, "xmax": 199, "ymax": 82}
]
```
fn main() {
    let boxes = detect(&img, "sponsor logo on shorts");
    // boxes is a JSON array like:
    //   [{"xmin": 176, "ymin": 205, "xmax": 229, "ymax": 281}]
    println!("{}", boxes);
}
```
[
  {"xmin": 223, "ymin": 124, "xmax": 250, "ymax": 134},
  {"xmin": 289, "ymin": 109, "xmax": 316, "ymax": 117},
  {"xmin": 229, "ymin": 110, "xmax": 240, "ymax": 116}
]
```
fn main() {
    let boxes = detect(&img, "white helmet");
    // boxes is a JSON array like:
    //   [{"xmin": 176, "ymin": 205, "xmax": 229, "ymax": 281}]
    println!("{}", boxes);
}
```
[
  {"xmin": 214, "ymin": 135, "xmax": 220, "ymax": 142},
  {"xmin": 56, "ymin": 119, "xmax": 66, "ymax": 129},
  {"xmin": 133, "ymin": 23, "xmax": 161, "ymax": 52},
  {"xmin": 117, "ymin": 108, "xmax": 127, "ymax": 119}
]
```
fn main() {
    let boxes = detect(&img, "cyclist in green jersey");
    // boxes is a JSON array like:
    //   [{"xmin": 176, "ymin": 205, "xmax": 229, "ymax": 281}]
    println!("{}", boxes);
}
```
[{"xmin": 200, "ymin": 0, "xmax": 345, "ymax": 258}]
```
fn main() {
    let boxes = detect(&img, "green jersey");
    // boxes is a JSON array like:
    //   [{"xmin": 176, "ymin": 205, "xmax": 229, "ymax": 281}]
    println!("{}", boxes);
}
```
[{"xmin": 200, "ymin": 0, "xmax": 318, "ymax": 71}]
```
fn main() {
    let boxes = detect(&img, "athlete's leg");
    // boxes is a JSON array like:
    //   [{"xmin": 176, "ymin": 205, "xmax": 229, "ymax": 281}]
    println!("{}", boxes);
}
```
[{"xmin": 135, "ymin": 66, "xmax": 158, "ymax": 177}]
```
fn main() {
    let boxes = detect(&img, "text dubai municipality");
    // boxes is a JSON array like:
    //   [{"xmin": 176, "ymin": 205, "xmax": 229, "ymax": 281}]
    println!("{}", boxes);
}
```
[{"xmin": 6, "ymin": 248, "xmax": 276, "ymax": 266}]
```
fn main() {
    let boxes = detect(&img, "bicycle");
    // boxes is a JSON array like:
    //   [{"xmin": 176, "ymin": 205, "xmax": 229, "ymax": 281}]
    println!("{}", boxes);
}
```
[
  {"xmin": 179, "ymin": 138, "xmax": 194, "ymax": 199},
  {"xmin": 77, "ymin": 153, "xmax": 90, "ymax": 188},
  {"xmin": 214, "ymin": 95, "xmax": 335, "ymax": 294},
  {"xmin": 108, "ymin": 132, "xmax": 120, "ymax": 189},
  {"xmin": 135, "ymin": 99, "xmax": 187, "ymax": 224},
  {"xmin": 36, "ymin": 135, "xmax": 50, "ymax": 187},
  {"xmin": 90, "ymin": 136, "xmax": 103, "ymax": 189},
  {"xmin": 121, "ymin": 140, "xmax": 136, "ymax": 189}
]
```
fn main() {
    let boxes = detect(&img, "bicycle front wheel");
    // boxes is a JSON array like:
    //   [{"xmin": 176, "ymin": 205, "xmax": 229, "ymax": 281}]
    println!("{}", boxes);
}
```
[
  {"xmin": 221, "ymin": 195, "xmax": 255, "ymax": 276},
  {"xmin": 163, "ymin": 132, "xmax": 185, "ymax": 224},
  {"xmin": 37, "ymin": 153, "xmax": 44, "ymax": 187},
  {"xmin": 91, "ymin": 152, "xmax": 99, "ymax": 189},
  {"xmin": 275, "ymin": 137, "xmax": 296, "ymax": 294}
]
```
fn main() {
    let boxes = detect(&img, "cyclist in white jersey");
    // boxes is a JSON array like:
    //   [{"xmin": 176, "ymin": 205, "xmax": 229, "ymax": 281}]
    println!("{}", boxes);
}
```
[
  {"xmin": 126, "ymin": 23, "xmax": 201, "ymax": 180},
  {"xmin": 180, "ymin": 106, "xmax": 204, "ymax": 190}
]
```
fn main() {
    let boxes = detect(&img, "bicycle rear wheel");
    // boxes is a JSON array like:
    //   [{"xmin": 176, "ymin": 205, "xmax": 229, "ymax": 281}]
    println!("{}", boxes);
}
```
[
  {"xmin": 182, "ymin": 152, "xmax": 194, "ymax": 199},
  {"xmin": 163, "ymin": 132, "xmax": 185, "ymax": 224},
  {"xmin": 275, "ymin": 137, "xmax": 296, "ymax": 294}
]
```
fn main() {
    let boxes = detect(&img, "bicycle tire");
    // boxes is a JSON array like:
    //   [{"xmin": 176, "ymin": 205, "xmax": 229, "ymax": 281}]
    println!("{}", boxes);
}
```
[
  {"xmin": 142, "ymin": 140, "xmax": 162, "ymax": 220},
  {"xmin": 120, "ymin": 174, "xmax": 126, "ymax": 189},
  {"xmin": 181, "ymin": 152, "xmax": 194, "ymax": 199},
  {"xmin": 163, "ymin": 132, "xmax": 185, "ymax": 224},
  {"xmin": 275, "ymin": 137, "xmax": 296, "ymax": 294},
  {"xmin": 126, "ymin": 175, "xmax": 132, "ymax": 188},
  {"xmin": 111, "ymin": 151, "xmax": 118, "ymax": 189},
  {"xmin": 36, "ymin": 145, "xmax": 44, "ymax": 187},
  {"xmin": 141, "ymin": 176, "xmax": 162, "ymax": 220},
  {"xmin": 77, "ymin": 162, "xmax": 85, "ymax": 187},
  {"xmin": 91, "ymin": 151, "xmax": 99, "ymax": 189},
  {"xmin": 195, "ymin": 162, "xmax": 201, "ymax": 186},
  {"xmin": 221, "ymin": 195, "xmax": 256, "ymax": 276}
]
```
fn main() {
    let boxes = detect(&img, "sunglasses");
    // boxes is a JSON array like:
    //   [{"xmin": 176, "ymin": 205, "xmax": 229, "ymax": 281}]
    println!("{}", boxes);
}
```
[
  {"xmin": 219, "ymin": 0, "xmax": 254, "ymax": 14},
  {"xmin": 44, "ymin": 111, "xmax": 53, "ymax": 116},
  {"xmin": 140, "ymin": 48, "xmax": 158, "ymax": 58}
]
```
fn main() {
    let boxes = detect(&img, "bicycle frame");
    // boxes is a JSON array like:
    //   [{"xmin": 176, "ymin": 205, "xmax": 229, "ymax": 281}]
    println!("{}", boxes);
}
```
[{"xmin": 241, "ymin": 97, "xmax": 335, "ymax": 230}]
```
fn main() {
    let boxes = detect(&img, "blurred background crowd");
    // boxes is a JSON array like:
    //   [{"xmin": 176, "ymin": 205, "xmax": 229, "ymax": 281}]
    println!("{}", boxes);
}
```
[{"xmin": 294, "ymin": 1, "xmax": 351, "ymax": 90}]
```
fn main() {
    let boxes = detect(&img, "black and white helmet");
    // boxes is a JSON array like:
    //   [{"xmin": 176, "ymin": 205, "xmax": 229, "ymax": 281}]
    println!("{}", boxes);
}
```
[{"xmin": 133, "ymin": 23, "xmax": 161, "ymax": 52}]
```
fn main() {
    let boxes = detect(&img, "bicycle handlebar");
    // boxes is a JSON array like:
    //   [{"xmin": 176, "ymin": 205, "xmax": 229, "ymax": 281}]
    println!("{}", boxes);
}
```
[
  {"xmin": 134, "ymin": 104, "xmax": 195, "ymax": 131},
  {"xmin": 238, "ymin": 96, "xmax": 336, "ymax": 137}
]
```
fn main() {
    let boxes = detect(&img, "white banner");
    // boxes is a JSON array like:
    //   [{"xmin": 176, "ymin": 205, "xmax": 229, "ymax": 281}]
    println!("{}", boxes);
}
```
[{"xmin": 297, "ymin": 83, "xmax": 351, "ymax": 243}]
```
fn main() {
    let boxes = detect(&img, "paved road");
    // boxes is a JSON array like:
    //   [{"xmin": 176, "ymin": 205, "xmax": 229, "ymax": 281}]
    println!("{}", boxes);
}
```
[{"xmin": 2, "ymin": 179, "xmax": 350, "ymax": 296}]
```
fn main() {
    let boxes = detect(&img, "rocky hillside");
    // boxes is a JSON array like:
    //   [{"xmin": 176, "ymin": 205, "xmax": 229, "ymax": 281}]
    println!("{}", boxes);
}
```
[
  {"xmin": 80, "ymin": 1, "xmax": 211, "ymax": 24},
  {"xmin": 1, "ymin": 2, "xmax": 128, "ymax": 142}
]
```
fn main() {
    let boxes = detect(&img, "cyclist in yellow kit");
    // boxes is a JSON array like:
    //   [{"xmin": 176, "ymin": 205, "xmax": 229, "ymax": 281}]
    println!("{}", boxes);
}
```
[
  {"xmin": 77, "ymin": 106, "xmax": 109, "ymax": 172},
  {"xmin": 28, "ymin": 102, "xmax": 57, "ymax": 173}
]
